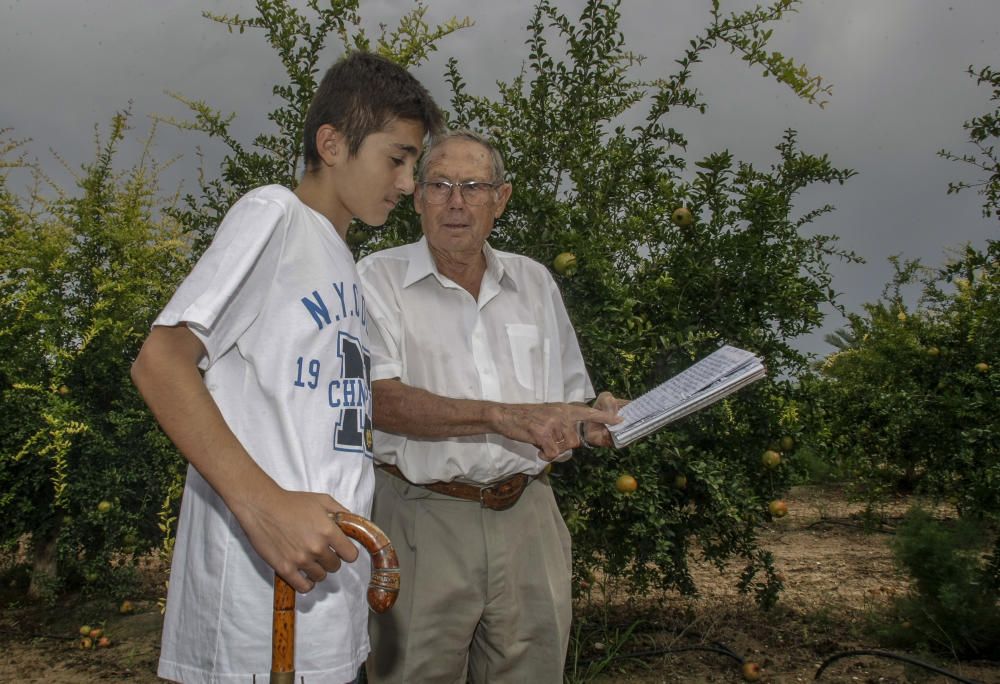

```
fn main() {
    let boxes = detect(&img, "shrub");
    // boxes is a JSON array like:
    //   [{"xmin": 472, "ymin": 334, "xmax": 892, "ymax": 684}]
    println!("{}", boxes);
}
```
[
  {"xmin": 440, "ymin": 0, "xmax": 854, "ymax": 607},
  {"xmin": 0, "ymin": 114, "xmax": 189, "ymax": 596},
  {"xmin": 882, "ymin": 508, "xmax": 1000, "ymax": 659},
  {"xmin": 811, "ymin": 243, "xmax": 999, "ymax": 521}
]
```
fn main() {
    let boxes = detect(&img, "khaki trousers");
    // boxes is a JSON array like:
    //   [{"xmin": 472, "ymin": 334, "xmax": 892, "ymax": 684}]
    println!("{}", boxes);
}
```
[{"xmin": 366, "ymin": 468, "xmax": 572, "ymax": 684}]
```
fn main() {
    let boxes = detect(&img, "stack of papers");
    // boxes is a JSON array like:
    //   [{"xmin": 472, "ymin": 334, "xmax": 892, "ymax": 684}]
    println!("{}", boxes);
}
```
[{"xmin": 608, "ymin": 345, "xmax": 766, "ymax": 448}]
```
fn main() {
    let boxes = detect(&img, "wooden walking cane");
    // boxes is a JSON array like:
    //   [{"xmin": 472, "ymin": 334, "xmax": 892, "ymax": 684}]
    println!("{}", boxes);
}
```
[{"xmin": 268, "ymin": 511, "xmax": 400, "ymax": 684}]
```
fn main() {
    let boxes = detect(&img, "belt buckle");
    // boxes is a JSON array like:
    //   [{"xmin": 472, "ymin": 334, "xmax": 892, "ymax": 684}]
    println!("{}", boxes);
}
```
[
  {"xmin": 478, "ymin": 479, "xmax": 511, "ymax": 508},
  {"xmin": 479, "ymin": 474, "xmax": 527, "ymax": 511}
]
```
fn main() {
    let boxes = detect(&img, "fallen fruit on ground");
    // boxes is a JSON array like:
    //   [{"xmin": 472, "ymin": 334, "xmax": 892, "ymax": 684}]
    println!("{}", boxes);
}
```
[
  {"xmin": 769, "ymin": 499, "xmax": 788, "ymax": 518},
  {"xmin": 89, "ymin": 628, "xmax": 103, "ymax": 640},
  {"xmin": 79, "ymin": 637, "xmax": 93, "ymax": 650},
  {"xmin": 742, "ymin": 661, "xmax": 762, "ymax": 681},
  {"xmin": 615, "ymin": 473, "xmax": 638, "ymax": 493},
  {"xmin": 97, "ymin": 636, "xmax": 111, "ymax": 648},
  {"xmin": 79, "ymin": 625, "xmax": 91, "ymax": 637}
]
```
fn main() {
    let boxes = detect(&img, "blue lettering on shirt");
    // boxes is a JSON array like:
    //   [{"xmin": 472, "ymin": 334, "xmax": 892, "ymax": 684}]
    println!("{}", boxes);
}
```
[
  {"xmin": 301, "ymin": 290, "xmax": 331, "ymax": 330},
  {"xmin": 296, "ymin": 284, "xmax": 373, "ymax": 457},
  {"xmin": 332, "ymin": 282, "xmax": 348, "ymax": 320}
]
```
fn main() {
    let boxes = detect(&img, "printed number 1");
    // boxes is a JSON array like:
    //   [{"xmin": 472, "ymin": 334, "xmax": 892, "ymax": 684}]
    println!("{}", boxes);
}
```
[
  {"xmin": 294, "ymin": 357, "xmax": 320, "ymax": 389},
  {"xmin": 334, "ymin": 334, "xmax": 372, "ymax": 453}
]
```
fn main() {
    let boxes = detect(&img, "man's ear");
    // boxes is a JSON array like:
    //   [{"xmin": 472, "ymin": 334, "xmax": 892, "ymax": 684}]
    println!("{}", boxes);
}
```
[
  {"xmin": 315, "ymin": 124, "xmax": 344, "ymax": 167},
  {"xmin": 494, "ymin": 182, "xmax": 513, "ymax": 219},
  {"xmin": 413, "ymin": 184, "xmax": 426, "ymax": 216}
]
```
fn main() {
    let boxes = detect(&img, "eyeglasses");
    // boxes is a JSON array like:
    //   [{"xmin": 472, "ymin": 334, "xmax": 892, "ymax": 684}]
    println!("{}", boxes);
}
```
[{"xmin": 417, "ymin": 180, "xmax": 501, "ymax": 206}]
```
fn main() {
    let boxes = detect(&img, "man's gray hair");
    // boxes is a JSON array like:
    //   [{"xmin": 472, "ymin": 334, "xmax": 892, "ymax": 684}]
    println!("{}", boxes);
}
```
[{"xmin": 417, "ymin": 128, "xmax": 506, "ymax": 184}]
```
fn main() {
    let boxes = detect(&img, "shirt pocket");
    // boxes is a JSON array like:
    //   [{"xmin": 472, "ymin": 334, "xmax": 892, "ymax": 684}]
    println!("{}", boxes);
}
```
[{"xmin": 506, "ymin": 323, "xmax": 548, "ymax": 400}]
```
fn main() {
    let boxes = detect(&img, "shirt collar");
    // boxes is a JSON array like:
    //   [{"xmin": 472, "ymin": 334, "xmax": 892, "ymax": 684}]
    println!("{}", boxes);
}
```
[{"xmin": 403, "ymin": 236, "xmax": 518, "ymax": 292}]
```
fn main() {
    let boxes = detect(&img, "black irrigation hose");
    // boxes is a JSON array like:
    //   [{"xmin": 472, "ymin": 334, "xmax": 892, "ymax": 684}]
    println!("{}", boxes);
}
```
[
  {"xmin": 814, "ymin": 649, "xmax": 983, "ymax": 683},
  {"xmin": 806, "ymin": 519, "xmax": 895, "ymax": 534},
  {"xmin": 576, "ymin": 635, "xmax": 988, "ymax": 684},
  {"xmin": 573, "ymin": 641, "xmax": 745, "ymax": 668}
]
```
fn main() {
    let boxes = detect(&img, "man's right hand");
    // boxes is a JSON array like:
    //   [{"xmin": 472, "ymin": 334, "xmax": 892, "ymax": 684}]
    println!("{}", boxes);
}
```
[
  {"xmin": 232, "ymin": 488, "xmax": 360, "ymax": 594},
  {"xmin": 492, "ymin": 402, "xmax": 622, "ymax": 461},
  {"xmin": 371, "ymin": 379, "xmax": 622, "ymax": 460}
]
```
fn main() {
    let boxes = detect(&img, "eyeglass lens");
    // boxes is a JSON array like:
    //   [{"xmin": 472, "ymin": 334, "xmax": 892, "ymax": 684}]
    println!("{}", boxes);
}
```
[{"xmin": 422, "ymin": 181, "xmax": 495, "ymax": 206}]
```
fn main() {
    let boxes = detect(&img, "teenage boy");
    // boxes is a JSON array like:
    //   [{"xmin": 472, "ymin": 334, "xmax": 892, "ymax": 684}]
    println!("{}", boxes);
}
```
[{"xmin": 131, "ymin": 51, "xmax": 442, "ymax": 683}]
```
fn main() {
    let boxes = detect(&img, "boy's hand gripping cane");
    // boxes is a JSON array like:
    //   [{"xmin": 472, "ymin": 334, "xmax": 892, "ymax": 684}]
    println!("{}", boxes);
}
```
[{"xmin": 269, "ymin": 512, "xmax": 400, "ymax": 684}]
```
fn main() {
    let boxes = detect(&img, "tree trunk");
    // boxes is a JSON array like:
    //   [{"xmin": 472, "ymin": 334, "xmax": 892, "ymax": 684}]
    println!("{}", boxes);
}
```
[{"xmin": 27, "ymin": 532, "xmax": 59, "ymax": 600}]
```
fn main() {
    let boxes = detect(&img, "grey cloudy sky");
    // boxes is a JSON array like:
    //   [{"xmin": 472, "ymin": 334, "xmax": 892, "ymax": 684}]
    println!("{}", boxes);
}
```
[{"xmin": 1, "ymin": 0, "xmax": 997, "ymax": 358}]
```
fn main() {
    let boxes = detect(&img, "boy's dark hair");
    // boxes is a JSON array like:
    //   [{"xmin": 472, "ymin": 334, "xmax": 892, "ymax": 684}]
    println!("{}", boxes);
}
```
[{"xmin": 303, "ymin": 51, "xmax": 444, "ymax": 170}]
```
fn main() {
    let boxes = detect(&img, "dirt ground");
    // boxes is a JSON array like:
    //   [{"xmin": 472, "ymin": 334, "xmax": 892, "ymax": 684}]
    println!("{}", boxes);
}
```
[{"xmin": 1, "ymin": 485, "xmax": 998, "ymax": 683}]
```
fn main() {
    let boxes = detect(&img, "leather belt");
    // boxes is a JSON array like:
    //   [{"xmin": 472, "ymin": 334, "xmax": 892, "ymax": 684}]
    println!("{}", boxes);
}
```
[{"xmin": 377, "ymin": 464, "xmax": 539, "ymax": 511}]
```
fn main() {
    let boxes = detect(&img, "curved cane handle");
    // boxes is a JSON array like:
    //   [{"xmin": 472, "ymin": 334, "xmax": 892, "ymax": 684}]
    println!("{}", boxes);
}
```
[
  {"xmin": 331, "ymin": 511, "xmax": 400, "ymax": 613},
  {"xmin": 270, "ymin": 512, "xmax": 400, "ymax": 682}
]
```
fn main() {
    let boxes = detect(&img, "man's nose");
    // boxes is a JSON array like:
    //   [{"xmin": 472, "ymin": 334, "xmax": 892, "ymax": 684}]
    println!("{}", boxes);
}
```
[{"xmin": 446, "ymin": 184, "xmax": 467, "ymax": 207}]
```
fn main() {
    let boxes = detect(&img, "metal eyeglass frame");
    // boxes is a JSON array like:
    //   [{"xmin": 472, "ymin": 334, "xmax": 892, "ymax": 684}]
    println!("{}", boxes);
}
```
[{"xmin": 417, "ymin": 180, "xmax": 501, "ymax": 206}]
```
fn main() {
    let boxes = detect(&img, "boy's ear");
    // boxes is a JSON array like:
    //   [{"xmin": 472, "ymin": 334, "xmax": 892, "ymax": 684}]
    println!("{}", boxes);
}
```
[{"xmin": 315, "ymin": 124, "xmax": 344, "ymax": 167}]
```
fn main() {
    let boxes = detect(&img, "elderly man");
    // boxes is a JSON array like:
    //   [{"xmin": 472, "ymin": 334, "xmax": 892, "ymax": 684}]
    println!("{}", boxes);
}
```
[{"xmin": 357, "ymin": 129, "xmax": 621, "ymax": 683}]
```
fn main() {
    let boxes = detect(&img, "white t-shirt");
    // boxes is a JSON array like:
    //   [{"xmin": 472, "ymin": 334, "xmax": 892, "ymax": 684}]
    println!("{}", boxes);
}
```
[
  {"xmin": 357, "ymin": 237, "xmax": 594, "ymax": 485},
  {"xmin": 154, "ymin": 185, "xmax": 375, "ymax": 683}
]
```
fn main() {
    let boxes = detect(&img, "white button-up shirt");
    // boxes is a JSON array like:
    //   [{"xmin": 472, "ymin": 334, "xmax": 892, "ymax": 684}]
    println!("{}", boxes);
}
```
[{"xmin": 358, "ymin": 237, "xmax": 595, "ymax": 485}]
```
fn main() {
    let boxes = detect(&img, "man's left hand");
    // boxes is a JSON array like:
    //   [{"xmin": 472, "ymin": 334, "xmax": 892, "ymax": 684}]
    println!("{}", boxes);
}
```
[{"xmin": 579, "ymin": 391, "xmax": 628, "ymax": 448}]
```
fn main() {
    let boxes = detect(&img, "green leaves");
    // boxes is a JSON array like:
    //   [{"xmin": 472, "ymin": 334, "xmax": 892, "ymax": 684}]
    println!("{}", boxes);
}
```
[
  {"xmin": 167, "ymin": 1, "xmax": 471, "ymax": 255},
  {"xmin": 0, "ymin": 0, "xmax": 855, "ymax": 608},
  {"xmin": 810, "ymin": 241, "xmax": 1000, "ymax": 525},
  {"xmin": 713, "ymin": 0, "xmax": 832, "ymax": 107},
  {"xmin": 440, "ymin": 0, "xmax": 850, "ymax": 606},
  {"xmin": 374, "ymin": 3, "xmax": 473, "ymax": 66},
  {"xmin": 939, "ymin": 65, "xmax": 1000, "ymax": 218},
  {"xmin": 887, "ymin": 508, "xmax": 1000, "ymax": 658},
  {"xmin": 0, "ymin": 114, "xmax": 190, "ymax": 594}
]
